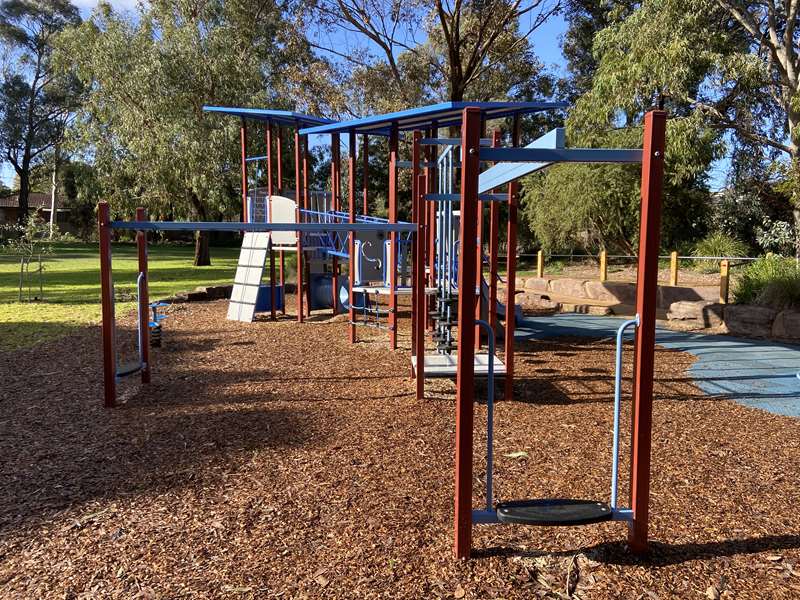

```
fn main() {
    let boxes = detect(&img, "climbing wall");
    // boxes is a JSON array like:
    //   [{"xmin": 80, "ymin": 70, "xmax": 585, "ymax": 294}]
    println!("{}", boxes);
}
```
[{"xmin": 227, "ymin": 232, "xmax": 270, "ymax": 322}]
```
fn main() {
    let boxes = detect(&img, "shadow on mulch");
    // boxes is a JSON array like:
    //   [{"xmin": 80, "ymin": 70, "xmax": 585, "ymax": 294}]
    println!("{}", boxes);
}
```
[
  {"xmin": 0, "ymin": 325, "xmax": 329, "ymax": 534},
  {"xmin": 474, "ymin": 535, "xmax": 800, "ymax": 566}
]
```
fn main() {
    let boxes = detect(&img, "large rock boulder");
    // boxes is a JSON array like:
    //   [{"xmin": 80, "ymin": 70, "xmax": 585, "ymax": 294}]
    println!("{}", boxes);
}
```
[
  {"xmin": 549, "ymin": 278, "xmax": 588, "ymax": 298},
  {"xmin": 659, "ymin": 285, "xmax": 719, "ymax": 308},
  {"xmin": 667, "ymin": 300, "xmax": 724, "ymax": 328},
  {"xmin": 523, "ymin": 277, "xmax": 550, "ymax": 292},
  {"xmin": 772, "ymin": 310, "xmax": 800, "ymax": 341},
  {"xmin": 724, "ymin": 305, "xmax": 777, "ymax": 338},
  {"xmin": 584, "ymin": 281, "xmax": 636, "ymax": 304}
]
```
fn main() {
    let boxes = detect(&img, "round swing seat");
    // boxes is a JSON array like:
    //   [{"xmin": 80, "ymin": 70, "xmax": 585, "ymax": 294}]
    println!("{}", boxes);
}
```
[{"xmin": 496, "ymin": 498, "xmax": 613, "ymax": 526}]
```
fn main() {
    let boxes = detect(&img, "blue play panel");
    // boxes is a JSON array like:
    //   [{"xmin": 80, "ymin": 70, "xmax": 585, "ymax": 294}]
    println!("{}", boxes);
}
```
[{"xmin": 514, "ymin": 314, "xmax": 800, "ymax": 417}]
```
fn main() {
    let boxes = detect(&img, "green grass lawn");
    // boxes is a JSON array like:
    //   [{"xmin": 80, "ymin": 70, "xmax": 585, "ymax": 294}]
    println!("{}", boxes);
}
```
[{"xmin": 0, "ymin": 243, "xmax": 241, "ymax": 351}]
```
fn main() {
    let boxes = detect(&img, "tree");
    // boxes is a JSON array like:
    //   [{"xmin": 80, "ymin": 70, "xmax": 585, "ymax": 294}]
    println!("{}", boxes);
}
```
[
  {"xmin": 0, "ymin": 0, "xmax": 80, "ymax": 224},
  {"xmin": 572, "ymin": 0, "xmax": 800, "ymax": 258},
  {"xmin": 56, "ymin": 0, "xmax": 333, "ymax": 265},
  {"xmin": 519, "ymin": 0, "xmax": 717, "ymax": 254},
  {"xmin": 310, "ymin": 0, "xmax": 560, "ymax": 110}
]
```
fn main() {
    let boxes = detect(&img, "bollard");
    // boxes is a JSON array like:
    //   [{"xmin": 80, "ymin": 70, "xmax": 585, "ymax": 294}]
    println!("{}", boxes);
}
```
[
  {"xmin": 537, "ymin": 250, "xmax": 544, "ymax": 278},
  {"xmin": 719, "ymin": 259, "xmax": 730, "ymax": 304},
  {"xmin": 599, "ymin": 250, "xmax": 608, "ymax": 282},
  {"xmin": 669, "ymin": 251, "xmax": 678, "ymax": 286}
]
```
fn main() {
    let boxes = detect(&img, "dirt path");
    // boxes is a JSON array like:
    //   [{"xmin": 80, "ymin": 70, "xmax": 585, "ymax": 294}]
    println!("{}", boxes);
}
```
[{"xmin": 1, "ymin": 300, "xmax": 799, "ymax": 598}]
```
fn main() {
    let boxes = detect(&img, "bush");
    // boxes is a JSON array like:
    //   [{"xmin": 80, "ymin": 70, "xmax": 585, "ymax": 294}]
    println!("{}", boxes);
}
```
[
  {"xmin": 692, "ymin": 232, "xmax": 750, "ymax": 273},
  {"xmin": 734, "ymin": 256, "xmax": 800, "ymax": 310}
]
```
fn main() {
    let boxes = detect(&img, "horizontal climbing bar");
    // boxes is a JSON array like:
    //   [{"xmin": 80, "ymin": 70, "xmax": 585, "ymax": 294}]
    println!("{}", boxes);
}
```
[
  {"xmin": 245, "ymin": 155, "xmax": 268, "ymax": 163},
  {"xmin": 109, "ymin": 221, "xmax": 417, "ymax": 233},
  {"xmin": 420, "ymin": 137, "xmax": 493, "ymax": 146},
  {"xmin": 396, "ymin": 160, "xmax": 437, "ymax": 169},
  {"xmin": 424, "ymin": 193, "xmax": 507, "ymax": 202},
  {"xmin": 479, "ymin": 147, "xmax": 643, "ymax": 164}
]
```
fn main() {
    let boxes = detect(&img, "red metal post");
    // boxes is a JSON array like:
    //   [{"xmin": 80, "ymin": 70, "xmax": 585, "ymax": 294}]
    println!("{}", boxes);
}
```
[
  {"xmin": 331, "ymin": 133, "xmax": 340, "ymax": 315},
  {"xmin": 266, "ymin": 124, "xmax": 274, "ymax": 197},
  {"xmin": 98, "ymin": 202, "xmax": 116, "ymax": 408},
  {"xmin": 503, "ymin": 117, "xmax": 521, "ymax": 401},
  {"xmin": 415, "ymin": 173, "xmax": 427, "ymax": 400},
  {"xmin": 388, "ymin": 126, "xmax": 399, "ymax": 349},
  {"xmin": 362, "ymin": 134, "xmax": 369, "ymax": 215},
  {"xmin": 295, "ymin": 128, "xmax": 305, "ymax": 323},
  {"xmin": 348, "ymin": 131, "xmax": 357, "ymax": 342},
  {"xmin": 628, "ymin": 110, "xmax": 667, "ymax": 554},
  {"xmin": 240, "ymin": 120, "xmax": 248, "ymax": 222},
  {"xmin": 410, "ymin": 131, "xmax": 421, "ymax": 358},
  {"xmin": 136, "ymin": 207, "xmax": 150, "ymax": 385},
  {"xmin": 454, "ymin": 107, "xmax": 482, "ymax": 559},
  {"xmin": 276, "ymin": 126, "xmax": 284, "ymax": 194},
  {"xmin": 488, "ymin": 130, "xmax": 501, "ymax": 337}
]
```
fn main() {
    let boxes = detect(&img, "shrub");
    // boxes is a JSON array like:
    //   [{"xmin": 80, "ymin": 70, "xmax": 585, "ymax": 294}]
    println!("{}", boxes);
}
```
[
  {"xmin": 692, "ymin": 232, "xmax": 750, "ymax": 273},
  {"xmin": 734, "ymin": 256, "xmax": 800, "ymax": 310}
]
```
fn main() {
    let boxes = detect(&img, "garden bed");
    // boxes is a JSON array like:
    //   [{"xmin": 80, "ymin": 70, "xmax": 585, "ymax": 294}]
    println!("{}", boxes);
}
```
[{"xmin": 1, "ymin": 300, "xmax": 799, "ymax": 598}]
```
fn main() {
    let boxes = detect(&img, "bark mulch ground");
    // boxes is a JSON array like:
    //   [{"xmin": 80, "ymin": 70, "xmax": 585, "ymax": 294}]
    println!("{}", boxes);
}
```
[{"xmin": 1, "ymin": 299, "xmax": 800, "ymax": 599}]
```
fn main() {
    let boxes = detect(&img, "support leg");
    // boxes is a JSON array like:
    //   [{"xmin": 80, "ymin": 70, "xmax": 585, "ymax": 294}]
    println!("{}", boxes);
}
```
[
  {"xmin": 98, "ymin": 202, "xmax": 116, "ymax": 408},
  {"xmin": 628, "ymin": 109, "xmax": 667, "ymax": 554},
  {"xmin": 454, "ymin": 108, "xmax": 482, "ymax": 559}
]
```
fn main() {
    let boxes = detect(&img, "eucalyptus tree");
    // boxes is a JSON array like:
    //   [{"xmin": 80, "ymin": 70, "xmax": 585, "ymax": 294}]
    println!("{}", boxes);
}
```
[
  {"xmin": 0, "ymin": 0, "xmax": 80, "ymax": 224},
  {"xmin": 56, "ymin": 0, "xmax": 334, "ymax": 265},
  {"xmin": 573, "ymin": 0, "xmax": 800, "ymax": 257}
]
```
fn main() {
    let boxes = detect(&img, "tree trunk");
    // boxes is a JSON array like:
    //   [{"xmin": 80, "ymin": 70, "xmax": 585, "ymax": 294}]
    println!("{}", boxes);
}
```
[
  {"xmin": 194, "ymin": 231, "xmax": 211, "ymax": 266},
  {"xmin": 17, "ymin": 166, "xmax": 31, "ymax": 226},
  {"xmin": 793, "ymin": 207, "xmax": 800, "ymax": 262},
  {"xmin": 189, "ymin": 191, "xmax": 211, "ymax": 266}
]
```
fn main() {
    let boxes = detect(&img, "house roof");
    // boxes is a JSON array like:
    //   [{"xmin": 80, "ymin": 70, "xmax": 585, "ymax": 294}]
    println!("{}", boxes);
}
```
[
  {"xmin": 202, "ymin": 106, "xmax": 336, "ymax": 128},
  {"xmin": 299, "ymin": 101, "xmax": 567, "ymax": 137},
  {"xmin": 0, "ymin": 193, "xmax": 67, "ymax": 209}
]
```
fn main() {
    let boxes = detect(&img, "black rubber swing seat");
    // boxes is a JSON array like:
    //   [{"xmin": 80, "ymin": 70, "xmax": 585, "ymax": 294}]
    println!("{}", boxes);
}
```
[
  {"xmin": 116, "ymin": 363, "xmax": 142, "ymax": 378},
  {"xmin": 496, "ymin": 499, "xmax": 613, "ymax": 526}
]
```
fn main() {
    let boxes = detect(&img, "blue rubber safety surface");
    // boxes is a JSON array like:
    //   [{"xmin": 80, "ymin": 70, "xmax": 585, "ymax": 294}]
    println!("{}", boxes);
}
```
[{"xmin": 513, "ymin": 314, "xmax": 800, "ymax": 417}]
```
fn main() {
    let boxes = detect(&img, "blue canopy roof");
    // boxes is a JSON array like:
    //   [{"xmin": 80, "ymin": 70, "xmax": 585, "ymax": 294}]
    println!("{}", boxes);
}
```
[
  {"xmin": 203, "ymin": 106, "xmax": 336, "ymax": 128},
  {"xmin": 298, "ymin": 101, "xmax": 567, "ymax": 136}
]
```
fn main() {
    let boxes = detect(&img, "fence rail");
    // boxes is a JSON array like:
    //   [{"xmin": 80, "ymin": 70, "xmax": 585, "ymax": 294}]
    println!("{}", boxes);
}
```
[{"xmin": 497, "ymin": 249, "xmax": 780, "ymax": 304}]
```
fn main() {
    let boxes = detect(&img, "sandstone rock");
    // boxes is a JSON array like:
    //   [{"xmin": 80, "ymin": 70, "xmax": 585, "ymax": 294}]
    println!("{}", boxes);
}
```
[
  {"xmin": 584, "ymin": 280, "xmax": 636, "ymax": 303},
  {"xmin": 724, "ymin": 304, "xmax": 777, "ymax": 338},
  {"xmin": 772, "ymin": 310, "xmax": 800, "ymax": 341},
  {"xmin": 516, "ymin": 292, "xmax": 559, "ymax": 310},
  {"xmin": 523, "ymin": 277, "xmax": 549, "ymax": 292},
  {"xmin": 667, "ymin": 301, "xmax": 724, "ymax": 328},
  {"xmin": 659, "ymin": 285, "xmax": 719, "ymax": 308},
  {"xmin": 548, "ymin": 278, "xmax": 588, "ymax": 298}
]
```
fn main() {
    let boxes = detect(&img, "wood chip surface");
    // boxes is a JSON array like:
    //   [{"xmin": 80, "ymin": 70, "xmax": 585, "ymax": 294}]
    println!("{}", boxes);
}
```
[{"xmin": 1, "ymin": 299, "xmax": 799, "ymax": 599}]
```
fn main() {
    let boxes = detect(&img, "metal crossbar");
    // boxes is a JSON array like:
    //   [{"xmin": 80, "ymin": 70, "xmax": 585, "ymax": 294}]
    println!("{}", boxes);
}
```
[
  {"xmin": 109, "ymin": 221, "xmax": 417, "ymax": 233},
  {"xmin": 480, "ymin": 147, "xmax": 643, "ymax": 164}
]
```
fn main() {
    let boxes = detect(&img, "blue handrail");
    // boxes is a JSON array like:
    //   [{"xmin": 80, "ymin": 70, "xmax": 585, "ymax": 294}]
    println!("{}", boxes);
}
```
[{"xmin": 610, "ymin": 315, "xmax": 639, "ymax": 510}]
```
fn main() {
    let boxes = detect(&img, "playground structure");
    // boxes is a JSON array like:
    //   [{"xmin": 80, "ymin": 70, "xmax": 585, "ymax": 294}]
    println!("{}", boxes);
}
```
[{"xmin": 97, "ymin": 102, "xmax": 666, "ymax": 560}]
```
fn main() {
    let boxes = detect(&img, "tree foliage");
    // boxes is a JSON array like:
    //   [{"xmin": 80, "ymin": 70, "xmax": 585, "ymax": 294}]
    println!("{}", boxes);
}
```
[
  {"xmin": 309, "ymin": 0, "xmax": 559, "ymax": 112},
  {"xmin": 571, "ymin": 0, "xmax": 800, "ymax": 256},
  {"xmin": 0, "ymin": 0, "xmax": 80, "ymax": 223},
  {"xmin": 55, "ymin": 0, "xmax": 335, "ymax": 265}
]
